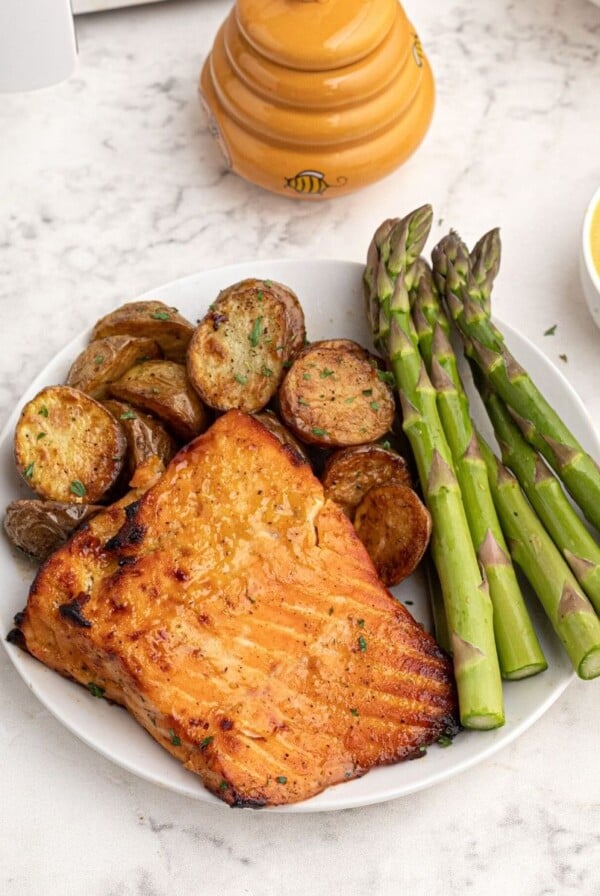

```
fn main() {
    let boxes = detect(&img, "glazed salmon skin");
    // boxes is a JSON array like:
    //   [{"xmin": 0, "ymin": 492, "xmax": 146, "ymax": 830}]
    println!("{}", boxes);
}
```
[{"xmin": 12, "ymin": 411, "xmax": 457, "ymax": 807}]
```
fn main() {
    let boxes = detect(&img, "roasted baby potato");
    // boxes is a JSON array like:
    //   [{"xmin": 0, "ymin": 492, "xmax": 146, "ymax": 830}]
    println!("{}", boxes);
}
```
[
  {"xmin": 66, "ymin": 335, "xmax": 162, "ymax": 399},
  {"xmin": 91, "ymin": 300, "xmax": 194, "ymax": 362},
  {"xmin": 322, "ymin": 444, "xmax": 412, "ymax": 518},
  {"xmin": 353, "ymin": 484, "xmax": 432, "ymax": 587},
  {"xmin": 253, "ymin": 410, "xmax": 309, "ymax": 464},
  {"xmin": 259, "ymin": 278, "xmax": 306, "ymax": 358},
  {"xmin": 4, "ymin": 499, "xmax": 102, "ymax": 561},
  {"xmin": 108, "ymin": 360, "xmax": 209, "ymax": 442},
  {"xmin": 14, "ymin": 385, "xmax": 127, "ymax": 503},
  {"xmin": 103, "ymin": 399, "xmax": 178, "ymax": 477},
  {"xmin": 187, "ymin": 279, "xmax": 293, "ymax": 413},
  {"xmin": 278, "ymin": 339, "xmax": 395, "ymax": 447}
]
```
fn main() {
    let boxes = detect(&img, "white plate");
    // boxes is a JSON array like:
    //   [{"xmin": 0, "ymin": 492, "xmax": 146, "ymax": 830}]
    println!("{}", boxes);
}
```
[{"xmin": 1, "ymin": 259, "xmax": 596, "ymax": 813}]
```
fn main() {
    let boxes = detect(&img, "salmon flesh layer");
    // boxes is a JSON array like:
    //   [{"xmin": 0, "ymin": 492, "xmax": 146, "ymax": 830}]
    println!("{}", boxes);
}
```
[{"xmin": 13, "ymin": 410, "xmax": 458, "ymax": 807}]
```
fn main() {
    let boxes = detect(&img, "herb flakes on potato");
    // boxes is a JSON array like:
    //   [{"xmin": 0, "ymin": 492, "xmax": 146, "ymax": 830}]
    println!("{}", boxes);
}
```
[{"xmin": 13, "ymin": 385, "xmax": 127, "ymax": 503}]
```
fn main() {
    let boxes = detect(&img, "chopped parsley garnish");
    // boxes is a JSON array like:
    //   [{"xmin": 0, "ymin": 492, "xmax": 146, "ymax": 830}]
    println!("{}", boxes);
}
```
[
  {"xmin": 234, "ymin": 373, "xmax": 248, "ymax": 385},
  {"xmin": 302, "ymin": 373, "xmax": 312, "ymax": 380},
  {"xmin": 219, "ymin": 780, "xmax": 229, "ymax": 791},
  {"xmin": 94, "ymin": 354, "xmax": 105, "ymax": 365},
  {"xmin": 298, "ymin": 398, "xmax": 311, "ymax": 407},
  {"xmin": 311, "ymin": 427, "xmax": 328, "ymax": 437},
  {"xmin": 380, "ymin": 440, "xmax": 391, "ymax": 450},
  {"xmin": 36, "ymin": 432, "xmax": 46, "ymax": 441},
  {"xmin": 370, "ymin": 401, "xmax": 380, "ymax": 411},
  {"xmin": 362, "ymin": 389, "xmax": 373, "ymax": 397},
  {"xmin": 256, "ymin": 290, "xmax": 264, "ymax": 301},
  {"xmin": 69, "ymin": 480, "xmax": 87, "ymax": 497},
  {"xmin": 150, "ymin": 311, "xmax": 171, "ymax": 321},
  {"xmin": 276, "ymin": 776, "xmax": 287, "ymax": 784},
  {"xmin": 120, "ymin": 410, "xmax": 137, "ymax": 420},
  {"xmin": 357, "ymin": 619, "xmax": 365, "ymax": 628},
  {"xmin": 261, "ymin": 366, "xmax": 273, "ymax": 377},
  {"xmin": 24, "ymin": 463, "xmax": 35, "ymax": 479},
  {"xmin": 377, "ymin": 370, "xmax": 396, "ymax": 385},
  {"xmin": 200, "ymin": 735, "xmax": 214, "ymax": 750},
  {"xmin": 350, "ymin": 708, "xmax": 359, "ymax": 717},
  {"xmin": 87, "ymin": 682, "xmax": 105, "ymax": 698},
  {"xmin": 264, "ymin": 280, "xmax": 273, "ymax": 287},
  {"xmin": 544, "ymin": 324, "xmax": 557, "ymax": 336},
  {"xmin": 169, "ymin": 729, "xmax": 181, "ymax": 746},
  {"xmin": 38, "ymin": 406, "xmax": 49, "ymax": 417},
  {"xmin": 248, "ymin": 316, "xmax": 264, "ymax": 347},
  {"xmin": 357, "ymin": 635, "xmax": 367, "ymax": 652},
  {"xmin": 344, "ymin": 396, "xmax": 356, "ymax": 404},
  {"xmin": 320, "ymin": 368, "xmax": 334, "ymax": 378},
  {"xmin": 559, "ymin": 353, "xmax": 568, "ymax": 363},
  {"xmin": 437, "ymin": 735, "xmax": 453, "ymax": 748}
]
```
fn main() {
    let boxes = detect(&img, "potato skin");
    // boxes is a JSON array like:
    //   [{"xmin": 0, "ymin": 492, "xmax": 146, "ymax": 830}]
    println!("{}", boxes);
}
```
[
  {"xmin": 4, "ymin": 499, "xmax": 102, "ymax": 561},
  {"xmin": 187, "ymin": 280, "xmax": 291, "ymax": 413},
  {"xmin": 353, "ymin": 484, "xmax": 432, "ymax": 587},
  {"xmin": 102, "ymin": 399, "xmax": 178, "ymax": 477},
  {"xmin": 66, "ymin": 335, "xmax": 162, "ymax": 399},
  {"xmin": 13, "ymin": 385, "xmax": 127, "ymax": 503},
  {"xmin": 108, "ymin": 360, "xmax": 209, "ymax": 442},
  {"xmin": 278, "ymin": 339, "xmax": 395, "ymax": 448},
  {"xmin": 253, "ymin": 410, "xmax": 309, "ymax": 465},
  {"xmin": 91, "ymin": 301, "xmax": 194, "ymax": 362},
  {"xmin": 322, "ymin": 444, "xmax": 412, "ymax": 518}
]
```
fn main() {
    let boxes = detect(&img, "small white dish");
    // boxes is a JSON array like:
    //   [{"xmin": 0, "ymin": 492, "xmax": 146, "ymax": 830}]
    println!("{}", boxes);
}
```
[{"xmin": 580, "ymin": 185, "xmax": 600, "ymax": 329}]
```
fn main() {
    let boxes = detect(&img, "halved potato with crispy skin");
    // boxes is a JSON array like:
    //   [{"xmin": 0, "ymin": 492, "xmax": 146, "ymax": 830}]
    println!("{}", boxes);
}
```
[
  {"xmin": 353, "ymin": 484, "xmax": 432, "ymax": 587},
  {"xmin": 66, "ymin": 335, "xmax": 162, "ymax": 399},
  {"xmin": 14, "ymin": 385, "xmax": 127, "ymax": 503},
  {"xmin": 278, "ymin": 339, "xmax": 395, "ymax": 448},
  {"xmin": 187, "ymin": 281, "xmax": 291, "ymax": 413},
  {"xmin": 322, "ymin": 444, "xmax": 412, "ymax": 518},
  {"xmin": 253, "ymin": 410, "xmax": 309, "ymax": 464},
  {"xmin": 91, "ymin": 301, "xmax": 194, "ymax": 362},
  {"xmin": 218, "ymin": 278, "xmax": 306, "ymax": 359},
  {"xmin": 108, "ymin": 360, "xmax": 209, "ymax": 443},
  {"xmin": 103, "ymin": 399, "xmax": 178, "ymax": 477},
  {"xmin": 4, "ymin": 499, "xmax": 102, "ymax": 561}
]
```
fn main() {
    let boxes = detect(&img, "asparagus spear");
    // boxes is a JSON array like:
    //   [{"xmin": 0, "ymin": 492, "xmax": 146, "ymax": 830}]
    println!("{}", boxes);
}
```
[
  {"xmin": 432, "ymin": 231, "xmax": 600, "ymax": 533},
  {"xmin": 477, "ymin": 378, "xmax": 600, "ymax": 616},
  {"xmin": 411, "ymin": 268, "xmax": 547, "ymax": 679},
  {"xmin": 478, "ymin": 438, "xmax": 600, "ymax": 680},
  {"xmin": 425, "ymin": 557, "xmax": 452, "ymax": 657},
  {"xmin": 366, "ymin": 207, "xmax": 504, "ymax": 729}
]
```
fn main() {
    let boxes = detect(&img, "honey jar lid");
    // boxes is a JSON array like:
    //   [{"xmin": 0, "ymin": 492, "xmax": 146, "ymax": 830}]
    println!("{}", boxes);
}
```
[{"xmin": 236, "ymin": 0, "xmax": 398, "ymax": 72}]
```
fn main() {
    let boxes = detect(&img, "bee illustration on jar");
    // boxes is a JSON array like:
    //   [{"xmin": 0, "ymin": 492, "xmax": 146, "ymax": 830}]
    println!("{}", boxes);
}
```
[
  {"xmin": 412, "ymin": 32, "xmax": 424, "ymax": 67},
  {"xmin": 284, "ymin": 170, "xmax": 347, "ymax": 197}
]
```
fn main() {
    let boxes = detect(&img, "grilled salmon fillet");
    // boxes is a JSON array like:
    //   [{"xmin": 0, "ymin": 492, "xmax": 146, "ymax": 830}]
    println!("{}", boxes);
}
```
[{"xmin": 11, "ymin": 411, "xmax": 457, "ymax": 807}]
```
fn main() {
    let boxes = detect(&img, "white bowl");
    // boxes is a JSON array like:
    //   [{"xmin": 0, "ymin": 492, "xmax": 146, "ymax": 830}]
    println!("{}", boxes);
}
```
[{"xmin": 580, "ymin": 185, "xmax": 600, "ymax": 328}]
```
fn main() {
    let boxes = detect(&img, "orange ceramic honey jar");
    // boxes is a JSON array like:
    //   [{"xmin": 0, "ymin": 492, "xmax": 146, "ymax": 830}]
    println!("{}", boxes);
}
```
[{"xmin": 200, "ymin": 0, "xmax": 435, "ymax": 199}]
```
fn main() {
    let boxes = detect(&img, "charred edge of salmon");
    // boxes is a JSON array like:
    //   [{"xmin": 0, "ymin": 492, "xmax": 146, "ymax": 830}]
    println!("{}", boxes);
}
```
[
  {"xmin": 104, "ymin": 522, "xmax": 146, "ymax": 552},
  {"xmin": 6, "ymin": 608, "xmax": 28, "ymax": 650},
  {"xmin": 58, "ymin": 592, "xmax": 93, "ymax": 628},
  {"xmin": 6, "ymin": 626, "xmax": 27, "ymax": 649}
]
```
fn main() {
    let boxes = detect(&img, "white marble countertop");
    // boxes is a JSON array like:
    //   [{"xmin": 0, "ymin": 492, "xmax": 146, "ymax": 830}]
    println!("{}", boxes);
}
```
[{"xmin": 1, "ymin": 1, "xmax": 600, "ymax": 893}]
